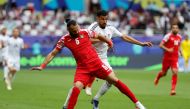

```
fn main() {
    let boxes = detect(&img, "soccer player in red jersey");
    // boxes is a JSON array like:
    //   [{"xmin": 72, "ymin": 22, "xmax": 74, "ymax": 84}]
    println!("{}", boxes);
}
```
[
  {"xmin": 154, "ymin": 24, "xmax": 182, "ymax": 95},
  {"xmin": 32, "ymin": 19, "xmax": 146, "ymax": 109}
]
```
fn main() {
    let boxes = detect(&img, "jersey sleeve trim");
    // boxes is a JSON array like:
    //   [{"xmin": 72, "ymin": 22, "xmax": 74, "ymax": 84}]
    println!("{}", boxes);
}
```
[
  {"xmin": 55, "ymin": 35, "xmax": 66, "ymax": 51},
  {"xmin": 162, "ymin": 33, "xmax": 171, "ymax": 42}
]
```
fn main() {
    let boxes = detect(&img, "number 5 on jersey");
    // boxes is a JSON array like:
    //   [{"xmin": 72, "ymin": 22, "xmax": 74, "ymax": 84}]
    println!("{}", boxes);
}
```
[{"xmin": 75, "ymin": 38, "xmax": 80, "ymax": 45}]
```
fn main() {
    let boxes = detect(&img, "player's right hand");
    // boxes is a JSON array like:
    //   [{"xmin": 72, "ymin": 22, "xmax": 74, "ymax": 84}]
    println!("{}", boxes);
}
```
[
  {"xmin": 31, "ymin": 67, "xmax": 43, "ymax": 71},
  {"xmin": 167, "ymin": 48, "xmax": 174, "ymax": 52}
]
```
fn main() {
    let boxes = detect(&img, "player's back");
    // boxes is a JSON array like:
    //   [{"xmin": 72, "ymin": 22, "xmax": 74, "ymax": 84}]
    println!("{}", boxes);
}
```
[{"xmin": 57, "ymin": 29, "xmax": 102, "ymax": 70}]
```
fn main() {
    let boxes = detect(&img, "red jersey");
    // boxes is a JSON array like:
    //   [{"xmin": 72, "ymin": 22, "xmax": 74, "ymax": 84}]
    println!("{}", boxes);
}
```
[
  {"xmin": 56, "ymin": 29, "xmax": 102, "ymax": 71},
  {"xmin": 162, "ymin": 32, "xmax": 182, "ymax": 61}
]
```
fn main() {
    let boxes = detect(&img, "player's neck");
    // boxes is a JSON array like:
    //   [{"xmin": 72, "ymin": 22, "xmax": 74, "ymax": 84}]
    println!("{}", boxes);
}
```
[{"xmin": 13, "ymin": 36, "xmax": 18, "ymax": 39}]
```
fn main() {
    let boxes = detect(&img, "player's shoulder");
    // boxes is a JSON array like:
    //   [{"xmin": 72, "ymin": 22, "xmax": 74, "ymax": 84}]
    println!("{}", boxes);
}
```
[
  {"xmin": 17, "ymin": 37, "xmax": 23, "ymax": 40},
  {"xmin": 106, "ymin": 24, "xmax": 117, "ymax": 31},
  {"xmin": 9, "ymin": 37, "xmax": 14, "ymax": 40},
  {"xmin": 15, "ymin": 37, "xmax": 24, "ymax": 43},
  {"xmin": 88, "ymin": 22, "xmax": 99, "ymax": 30},
  {"xmin": 164, "ymin": 32, "xmax": 172, "ymax": 37},
  {"xmin": 60, "ymin": 33, "xmax": 70, "ymax": 40},
  {"xmin": 177, "ymin": 34, "xmax": 182, "ymax": 38},
  {"xmin": 107, "ymin": 24, "xmax": 115, "ymax": 28},
  {"xmin": 80, "ymin": 29, "xmax": 91, "ymax": 34}
]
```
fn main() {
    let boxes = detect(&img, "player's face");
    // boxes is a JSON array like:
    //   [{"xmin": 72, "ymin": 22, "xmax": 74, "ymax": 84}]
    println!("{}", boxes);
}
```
[
  {"xmin": 12, "ymin": 28, "xmax": 20, "ymax": 38},
  {"xmin": 97, "ymin": 15, "xmax": 108, "ymax": 29},
  {"xmin": 68, "ymin": 24, "xmax": 79, "ymax": 38},
  {"xmin": 171, "ymin": 25, "xmax": 179, "ymax": 35},
  {"xmin": 1, "ymin": 28, "xmax": 7, "ymax": 35}
]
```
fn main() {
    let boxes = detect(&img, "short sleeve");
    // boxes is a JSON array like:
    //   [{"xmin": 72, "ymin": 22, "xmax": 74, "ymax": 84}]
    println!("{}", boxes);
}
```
[
  {"xmin": 111, "ymin": 27, "xmax": 122, "ymax": 37},
  {"xmin": 162, "ymin": 33, "xmax": 170, "ymax": 43},
  {"xmin": 56, "ymin": 36, "xmax": 65, "ymax": 51},
  {"xmin": 20, "ymin": 39, "xmax": 24, "ymax": 49}
]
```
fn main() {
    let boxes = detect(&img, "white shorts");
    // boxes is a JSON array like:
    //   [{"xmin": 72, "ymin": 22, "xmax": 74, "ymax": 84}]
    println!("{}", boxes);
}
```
[
  {"xmin": 7, "ymin": 59, "xmax": 20, "ymax": 71},
  {"xmin": 101, "ymin": 58, "xmax": 112, "ymax": 70}
]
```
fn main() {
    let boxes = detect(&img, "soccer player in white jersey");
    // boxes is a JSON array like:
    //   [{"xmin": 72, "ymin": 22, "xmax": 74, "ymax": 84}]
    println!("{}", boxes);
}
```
[
  {"xmin": 63, "ymin": 10, "xmax": 152, "ymax": 109},
  {"xmin": 88, "ymin": 10, "xmax": 152, "ymax": 109},
  {"xmin": 0, "ymin": 27, "xmax": 10, "ymax": 90},
  {"xmin": 4, "ymin": 28, "xmax": 28, "ymax": 90}
]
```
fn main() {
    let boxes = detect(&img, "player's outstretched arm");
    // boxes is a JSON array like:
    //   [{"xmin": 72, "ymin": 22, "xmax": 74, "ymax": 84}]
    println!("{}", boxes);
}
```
[
  {"xmin": 121, "ymin": 35, "xmax": 153, "ymax": 47},
  {"xmin": 90, "ymin": 38, "xmax": 100, "ymax": 44},
  {"xmin": 95, "ymin": 34, "xmax": 113, "ymax": 48},
  {"xmin": 31, "ymin": 48, "xmax": 60, "ymax": 71}
]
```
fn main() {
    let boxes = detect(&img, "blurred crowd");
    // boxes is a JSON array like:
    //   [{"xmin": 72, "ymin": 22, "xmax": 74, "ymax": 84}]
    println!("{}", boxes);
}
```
[{"xmin": 0, "ymin": 1, "xmax": 190, "ymax": 37}]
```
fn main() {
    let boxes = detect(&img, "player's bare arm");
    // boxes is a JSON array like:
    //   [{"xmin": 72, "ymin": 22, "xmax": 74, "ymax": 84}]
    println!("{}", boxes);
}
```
[
  {"xmin": 159, "ymin": 41, "xmax": 173, "ymax": 52},
  {"xmin": 95, "ymin": 34, "xmax": 113, "ymax": 48},
  {"xmin": 31, "ymin": 48, "xmax": 60, "ymax": 70},
  {"xmin": 121, "ymin": 35, "xmax": 153, "ymax": 47},
  {"xmin": 90, "ymin": 38, "xmax": 100, "ymax": 44},
  {"xmin": 23, "ymin": 44, "xmax": 29, "ymax": 49}
]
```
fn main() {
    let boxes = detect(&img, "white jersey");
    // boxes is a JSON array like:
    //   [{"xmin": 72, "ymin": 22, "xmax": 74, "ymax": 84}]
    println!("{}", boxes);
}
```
[
  {"xmin": 0, "ymin": 34, "xmax": 9, "ymax": 61},
  {"xmin": 88, "ymin": 22, "xmax": 122, "ymax": 59},
  {"xmin": 6, "ymin": 37, "xmax": 24, "ymax": 62}
]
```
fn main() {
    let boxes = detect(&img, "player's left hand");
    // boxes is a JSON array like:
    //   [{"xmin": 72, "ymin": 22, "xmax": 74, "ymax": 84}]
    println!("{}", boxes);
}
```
[
  {"xmin": 31, "ymin": 66, "xmax": 43, "ymax": 71},
  {"xmin": 142, "ymin": 42, "xmax": 153, "ymax": 47}
]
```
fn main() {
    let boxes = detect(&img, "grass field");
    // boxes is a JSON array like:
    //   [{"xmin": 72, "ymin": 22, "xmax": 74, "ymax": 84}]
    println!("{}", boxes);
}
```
[{"xmin": 0, "ymin": 69, "xmax": 190, "ymax": 109}]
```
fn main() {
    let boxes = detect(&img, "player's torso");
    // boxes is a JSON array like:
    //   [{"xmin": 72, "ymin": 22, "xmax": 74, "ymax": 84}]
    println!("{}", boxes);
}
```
[
  {"xmin": 63, "ymin": 31, "xmax": 100, "ymax": 67},
  {"xmin": 7, "ymin": 37, "xmax": 23, "ymax": 58},
  {"xmin": 92, "ymin": 24, "xmax": 114, "ymax": 59},
  {"xmin": 182, "ymin": 40, "xmax": 190, "ymax": 52},
  {"xmin": 164, "ymin": 34, "xmax": 181, "ymax": 60}
]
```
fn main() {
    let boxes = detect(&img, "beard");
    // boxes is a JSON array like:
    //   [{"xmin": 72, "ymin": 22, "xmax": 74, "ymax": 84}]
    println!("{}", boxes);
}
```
[
  {"xmin": 70, "ymin": 33, "xmax": 78, "ymax": 38},
  {"xmin": 99, "ymin": 23, "xmax": 106, "ymax": 29},
  {"xmin": 172, "ymin": 31, "xmax": 178, "ymax": 35}
]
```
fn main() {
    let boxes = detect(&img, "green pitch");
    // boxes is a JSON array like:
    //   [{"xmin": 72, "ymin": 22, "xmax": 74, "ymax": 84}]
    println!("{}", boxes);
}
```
[{"xmin": 0, "ymin": 69, "xmax": 190, "ymax": 109}]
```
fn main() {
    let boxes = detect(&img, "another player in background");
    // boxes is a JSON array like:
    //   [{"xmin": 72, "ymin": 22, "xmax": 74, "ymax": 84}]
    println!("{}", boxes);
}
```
[
  {"xmin": 4, "ymin": 28, "xmax": 28, "ymax": 90},
  {"xmin": 0, "ymin": 27, "xmax": 10, "ymax": 90},
  {"xmin": 32, "ymin": 19, "xmax": 146, "ymax": 109},
  {"xmin": 154, "ymin": 24, "xmax": 182, "ymax": 95},
  {"xmin": 181, "ymin": 35, "xmax": 190, "ymax": 73},
  {"xmin": 79, "ymin": 10, "xmax": 152, "ymax": 109}
]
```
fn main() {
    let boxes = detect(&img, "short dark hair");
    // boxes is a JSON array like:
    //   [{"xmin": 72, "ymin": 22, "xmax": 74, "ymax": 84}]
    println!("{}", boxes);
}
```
[
  {"xmin": 97, "ymin": 10, "xmax": 108, "ymax": 17},
  {"xmin": 171, "ymin": 23, "xmax": 178, "ymax": 28},
  {"xmin": 65, "ymin": 19, "xmax": 77, "ymax": 28}
]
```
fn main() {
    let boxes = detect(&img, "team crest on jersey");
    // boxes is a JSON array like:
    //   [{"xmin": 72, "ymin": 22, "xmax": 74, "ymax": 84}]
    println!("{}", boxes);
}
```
[{"xmin": 80, "ymin": 35, "xmax": 84, "ymax": 38}]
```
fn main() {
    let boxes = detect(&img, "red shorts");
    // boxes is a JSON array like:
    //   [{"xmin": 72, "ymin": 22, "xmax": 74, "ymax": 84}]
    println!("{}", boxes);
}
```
[
  {"xmin": 74, "ymin": 63, "xmax": 112, "ymax": 87},
  {"xmin": 162, "ymin": 59, "xmax": 178, "ymax": 72}
]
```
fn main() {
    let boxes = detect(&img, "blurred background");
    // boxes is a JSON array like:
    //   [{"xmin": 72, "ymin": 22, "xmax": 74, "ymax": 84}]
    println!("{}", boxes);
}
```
[{"xmin": 0, "ymin": 0, "xmax": 190, "ymax": 71}]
